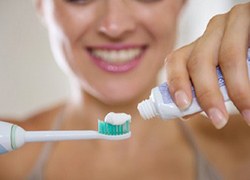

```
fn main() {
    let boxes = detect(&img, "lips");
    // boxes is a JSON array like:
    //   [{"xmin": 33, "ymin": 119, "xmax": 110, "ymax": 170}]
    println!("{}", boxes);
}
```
[{"xmin": 87, "ymin": 45, "xmax": 147, "ymax": 73}]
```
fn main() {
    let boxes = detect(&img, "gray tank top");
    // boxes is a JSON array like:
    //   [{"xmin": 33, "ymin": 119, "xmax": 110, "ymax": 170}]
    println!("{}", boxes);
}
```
[
  {"xmin": 177, "ymin": 120, "xmax": 222, "ymax": 180},
  {"xmin": 27, "ymin": 114, "xmax": 222, "ymax": 180}
]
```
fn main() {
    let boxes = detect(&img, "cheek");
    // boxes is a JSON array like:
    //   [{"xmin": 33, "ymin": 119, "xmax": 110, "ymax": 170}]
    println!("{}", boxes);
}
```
[
  {"xmin": 137, "ymin": 9, "xmax": 180, "ymax": 80},
  {"xmin": 152, "ymin": 15, "xmax": 178, "ymax": 48},
  {"xmin": 46, "ymin": 5, "xmax": 99, "ymax": 74},
  {"xmin": 50, "ymin": 1, "xmax": 102, "ymax": 47},
  {"xmin": 137, "ymin": 4, "xmax": 181, "ymax": 47},
  {"xmin": 146, "ymin": 20, "xmax": 177, "ymax": 70}
]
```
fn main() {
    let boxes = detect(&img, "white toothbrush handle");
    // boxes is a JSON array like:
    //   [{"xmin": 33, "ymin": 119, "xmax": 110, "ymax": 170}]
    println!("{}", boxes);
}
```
[
  {"xmin": 25, "ymin": 130, "xmax": 131, "ymax": 142},
  {"xmin": 0, "ymin": 121, "xmax": 131, "ymax": 154}
]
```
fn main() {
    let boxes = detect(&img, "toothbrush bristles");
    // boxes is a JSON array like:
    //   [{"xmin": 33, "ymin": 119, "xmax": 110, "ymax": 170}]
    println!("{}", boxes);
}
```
[{"xmin": 98, "ymin": 120, "xmax": 130, "ymax": 135}]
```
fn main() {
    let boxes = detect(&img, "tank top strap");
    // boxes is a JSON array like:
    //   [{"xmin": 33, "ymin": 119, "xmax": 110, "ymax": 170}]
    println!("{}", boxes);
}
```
[
  {"xmin": 27, "ymin": 107, "xmax": 65, "ymax": 180},
  {"xmin": 177, "ymin": 120, "xmax": 223, "ymax": 180}
]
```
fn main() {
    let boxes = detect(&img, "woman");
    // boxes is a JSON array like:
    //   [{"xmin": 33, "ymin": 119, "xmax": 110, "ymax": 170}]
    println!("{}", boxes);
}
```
[{"xmin": 0, "ymin": 0, "xmax": 249, "ymax": 179}]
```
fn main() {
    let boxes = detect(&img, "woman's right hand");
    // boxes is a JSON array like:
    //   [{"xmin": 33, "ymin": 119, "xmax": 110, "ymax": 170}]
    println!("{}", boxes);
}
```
[{"xmin": 165, "ymin": 2, "xmax": 250, "ymax": 129}]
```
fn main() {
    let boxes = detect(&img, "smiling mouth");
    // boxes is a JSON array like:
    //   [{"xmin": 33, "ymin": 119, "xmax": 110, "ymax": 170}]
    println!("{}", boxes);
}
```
[
  {"xmin": 88, "ymin": 46, "xmax": 146, "ymax": 64},
  {"xmin": 86, "ymin": 45, "xmax": 147, "ymax": 73}
]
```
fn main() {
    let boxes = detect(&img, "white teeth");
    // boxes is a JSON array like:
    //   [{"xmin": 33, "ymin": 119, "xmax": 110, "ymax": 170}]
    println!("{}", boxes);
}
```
[{"xmin": 91, "ymin": 48, "xmax": 142, "ymax": 63}]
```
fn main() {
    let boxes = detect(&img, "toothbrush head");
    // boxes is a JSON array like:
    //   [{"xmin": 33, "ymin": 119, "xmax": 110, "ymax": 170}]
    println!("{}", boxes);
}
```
[
  {"xmin": 98, "ymin": 120, "xmax": 130, "ymax": 135},
  {"xmin": 98, "ymin": 112, "xmax": 131, "ymax": 136}
]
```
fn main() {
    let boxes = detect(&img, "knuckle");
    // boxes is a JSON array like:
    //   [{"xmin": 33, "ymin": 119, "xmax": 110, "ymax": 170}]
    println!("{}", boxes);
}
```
[
  {"xmin": 196, "ymin": 89, "xmax": 219, "ymax": 107},
  {"xmin": 165, "ymin": 44, "xmax": 192, "ymax": 67},
  {"xmin": 208, "ymin": 14, "xmax": 225, "ymax": 26},
  {"xmin": 219, "ymin": 48, "xmax": 241, "ymax": 68},
  {"xmin": 230, "ymin": 95, "xmax": 250, "ymax": 110},
  {"xmin": 167, "ymin": 76, "xmax": 185, "ymax": 93},
  {"xmin": 228, "ymin": 86, "xmax": 250, "ymax": 102},
  {"xmin": 165, "ymin": 49, "xmax": 184, "ymax": 65},
  {"xmin": 168, "ymin": 76, "xmax": 183, "ymax": 87},
  {"xmin": 187, "ymin": 53, "xmax": 204, "ymax": 73},
  {"xmin": 165, "ymin": 52, "xmax": 177, "ymax": 66},
  {"xmin": 165, "ymin": 51, "xmax": 185, "ymax": 73},
  {"xmin": 206, "ymin": 14, "xmax": 227, "ymax": 32},
  {"xmin": 228, "ymin": 4, "xmax": 250, "ymax": 20},
  {"xmin": 205, "ymin": 14, "xmax": 227, "ymax": 36},
  {"xmin": 227, "ymin": 83, "xmax": 250, "ymax": 109},
  {"xmin": 230, "ymin": 4, "xmax": 246, "ymax": 15}
]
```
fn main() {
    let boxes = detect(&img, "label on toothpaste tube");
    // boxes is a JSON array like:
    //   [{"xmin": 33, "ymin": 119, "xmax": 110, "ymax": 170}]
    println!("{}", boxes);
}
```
[
  {"xmin": 159, "ymin": 83, "xmax": 196, "ymax": 104},
  {"xmin": 216, "ymin": 66, "xmax": 225, "ymax": 88},
  {"xmin": 159, "ymin": 67, "xmax": 234, "ymax": 105},
  {"xmin": 158, "ymin": 83, "xmax": 173, "ymax": 104},
  {"xmin": 248, "ymin": 48, "xmax": 250, "ymax": 78},
  {"xmin": 248, "ymin": 48, "xmax": 250, "ymax": 62}
]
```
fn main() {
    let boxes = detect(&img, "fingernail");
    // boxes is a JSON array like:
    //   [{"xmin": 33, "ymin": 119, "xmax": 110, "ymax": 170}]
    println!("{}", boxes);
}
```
[
  {"xmin": 242, "ymin": 109, "xmax": 250, "ymax": 125},
  {"xmin": 174, "ymin": 90, "xmax": 190, "ymax": 110},
  {"xmin": 179, "ymin": 116, "xmax": 191, "ymax": 121},
  {"xmin": 208, "ymin": 108, "xmax": 227, "ymax": 129}
]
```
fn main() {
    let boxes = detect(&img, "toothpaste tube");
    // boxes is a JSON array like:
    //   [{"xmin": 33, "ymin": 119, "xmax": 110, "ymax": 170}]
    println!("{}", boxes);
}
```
[{"xmin": 138, "ymin": 48, "xmax": 250, "ymax": 120}]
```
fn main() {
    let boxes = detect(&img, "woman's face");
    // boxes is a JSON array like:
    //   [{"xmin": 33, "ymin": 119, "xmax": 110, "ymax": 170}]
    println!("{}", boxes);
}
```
[{"xmin": 39, "ymin": 0, "xmax": 184, "ymax": 105}]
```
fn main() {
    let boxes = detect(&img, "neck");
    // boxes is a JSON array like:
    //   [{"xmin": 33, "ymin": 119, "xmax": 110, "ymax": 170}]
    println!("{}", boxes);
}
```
[
  {"xmin": 62, "ymin": 79, "xmax": 158, "ymax": 132},
  {"xmin": 59, "ymin": 80, "xmax": 186, "ymax": 148}
]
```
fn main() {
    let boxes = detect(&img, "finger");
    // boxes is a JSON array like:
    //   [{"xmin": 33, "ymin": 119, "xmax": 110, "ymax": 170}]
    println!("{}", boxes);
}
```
[
  {"xmin": 165, "ymin": 43, "xmax": 194, "ymax": 110},
  {"xmin": 188, "ymin": 14, "xmax": 229, "ymax": 129},
  {"xmin": 219, "ymin": 4, "xmax": 250, "ymax": 125}
]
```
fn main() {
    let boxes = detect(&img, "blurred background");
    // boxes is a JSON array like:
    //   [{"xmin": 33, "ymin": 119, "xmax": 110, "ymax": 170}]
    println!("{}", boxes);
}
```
[{"xmin": 0, "ymin": 0, "xmax": 248, "ymax": 119}]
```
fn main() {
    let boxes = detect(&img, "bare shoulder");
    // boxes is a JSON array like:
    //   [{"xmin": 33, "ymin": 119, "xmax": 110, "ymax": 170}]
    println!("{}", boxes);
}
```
[{"xmin": 0, "ymin": 103, "xmax": 65, "ymax": 179}]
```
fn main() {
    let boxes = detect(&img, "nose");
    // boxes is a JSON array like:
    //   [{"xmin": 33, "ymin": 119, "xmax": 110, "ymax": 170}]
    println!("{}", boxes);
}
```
[{"xmin": 98, "ymin": 1, "xmax": 137, "ymax": 39}]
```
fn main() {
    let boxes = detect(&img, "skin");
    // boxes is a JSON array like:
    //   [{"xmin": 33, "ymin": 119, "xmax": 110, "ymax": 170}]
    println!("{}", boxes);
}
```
[
  {"xmin": 0, "ymin": 0, "xmax": 250, "ymax": 179},
  {"xmin": 166, "ymin": 3, "xmax": 250, "ymax": 128}
]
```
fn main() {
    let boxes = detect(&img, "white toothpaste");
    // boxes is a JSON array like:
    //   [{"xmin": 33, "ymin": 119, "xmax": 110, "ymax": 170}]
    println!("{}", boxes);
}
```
[{"xmin": 104, "ymin": 112, "xmax": 131, "ymax": 125}]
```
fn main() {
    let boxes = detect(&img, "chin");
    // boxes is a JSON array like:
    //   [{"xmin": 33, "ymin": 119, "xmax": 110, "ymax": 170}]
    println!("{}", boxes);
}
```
[{"xmin": 97, "ymin": 87, "xmax": 143, "ymax": 106}]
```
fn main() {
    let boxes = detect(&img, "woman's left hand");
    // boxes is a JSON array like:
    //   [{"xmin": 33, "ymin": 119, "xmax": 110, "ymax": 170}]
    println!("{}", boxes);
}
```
[{"xmin": 165, "ymin": 2, "xmax": 250, "ymax": 129}]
